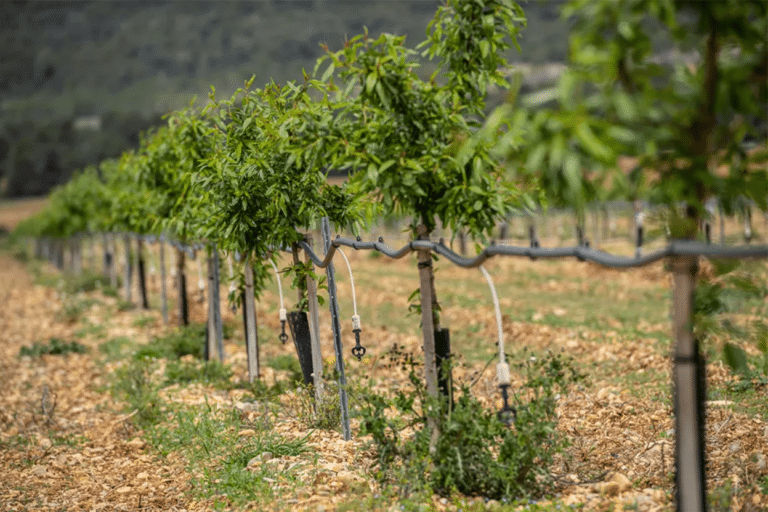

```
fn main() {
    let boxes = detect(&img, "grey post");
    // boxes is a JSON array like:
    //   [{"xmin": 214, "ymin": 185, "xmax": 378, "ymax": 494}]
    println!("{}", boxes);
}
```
[
  {"xmin": 321, "ymin": 217, "xmax": 351, "ymax": 440},
  {"xmin": 212, "ymin": 245, "xmax": 224, "ymax": 360},
  {"xmin": 243, "ymin": 255, "xmax": 259, "ymax": 382},
  {"xmin": 123, "ymin": 233, "xmax": 132, "ymax": 303},
  {"xmin": 304, "ymin": 235, "xmax": 324, "ymax": 405},
  {"xmin": 159, "ymin": 238, "xmax": 169, "ymax": 324},
  {"xmin": 671, "ymin": 254, "xmax": 706, "ymax": 512},
  {"xmin": 206, "ymin": 248, "xmax": 217, "ymax": 361}
]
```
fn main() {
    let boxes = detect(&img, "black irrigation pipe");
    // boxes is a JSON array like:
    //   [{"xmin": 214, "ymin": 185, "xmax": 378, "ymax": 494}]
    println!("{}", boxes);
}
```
[{"xmin": 298, "ymin": 236, "xmax": 768, "ymax": 270}]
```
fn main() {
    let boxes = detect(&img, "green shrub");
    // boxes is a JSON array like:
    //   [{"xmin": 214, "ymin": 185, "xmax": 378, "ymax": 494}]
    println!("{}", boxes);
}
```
[
  {"xmin": 357, "ymin": 350, "xmax": 583, "ymax": 501},
  {"xmin": 19, "ymin": 338, "xmax": 88, "ymax": 358}
]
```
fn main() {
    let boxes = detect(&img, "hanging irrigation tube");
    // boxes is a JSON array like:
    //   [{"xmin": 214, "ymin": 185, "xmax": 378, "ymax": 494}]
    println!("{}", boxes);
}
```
[
  {"xmin": 479, "ymin": 265, "xmax": 514, "ymax": 425},
  {"xmin": 268, "ymin": 259, "xmax": 288, "ymax": 343},
  {"xmin": 337, "ymin": 248, "xmax": 365, "ymax": 360}
]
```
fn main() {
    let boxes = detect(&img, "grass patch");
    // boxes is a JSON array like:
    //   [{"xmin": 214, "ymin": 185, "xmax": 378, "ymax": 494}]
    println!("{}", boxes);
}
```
[
  {"xmin": 164, "ymin": 359, "xmax": 233, "ymax": 387},
  {"xmin": 134, "ymin": 323, "xmax": 206, "ymax": 360},
  {"xmin": 111, "ymin": 357, "xmax": 165, "ymax": 428},
  {"xmin": 132, "ymin": 315, "xmax": 155, "ymax": 328},
  {"xmin": 145, "ymin": 403, "xmax": 309, "ymax": 508},
  {"xmin": 19, "ymin": 338, "xmax": 88, "ymax": 358},
  {"xmin": 98, "ymin": 336, "xmax": 134, "ymax": 360}
]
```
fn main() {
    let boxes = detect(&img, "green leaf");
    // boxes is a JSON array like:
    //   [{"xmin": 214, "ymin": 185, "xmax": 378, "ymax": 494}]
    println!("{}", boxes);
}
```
[
  {"xmin": 365, "ymin": 73, "xmax": 377, "ymax": 94},
  {"xmin": 321, "ymin": 62, "xmax": 335, "ymax": 82}
]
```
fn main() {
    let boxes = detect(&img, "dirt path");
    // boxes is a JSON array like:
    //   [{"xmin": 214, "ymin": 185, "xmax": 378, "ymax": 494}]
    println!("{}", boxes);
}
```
[
  {"xmin": 1, "ymin": 245, "xmax": 767, "ymax": 511},
  {"xmin": 0, "ymin": 254, "xmax": 194, "ymax": 511}
]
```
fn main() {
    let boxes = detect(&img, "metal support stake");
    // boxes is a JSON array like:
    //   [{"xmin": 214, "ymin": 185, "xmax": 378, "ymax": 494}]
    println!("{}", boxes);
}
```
[
  {"xmin": 321, "ymin": 217, "xmax": 351, "ymax": 441},
  {"xmin": 304, "ymin": 235, "xmax": 324, "ymax": 405},
  {"xmin": 671, "ymin": 254, "xmax": 706, "ymax": 512},
  {"xmin": 212, "ymin": 246, "xmax": 224, "ymax": 360},
  {"xmin": 176, "ymin": 247, "xmax": 189, "ymax": 326},
  {"xmin": 416, "ymin": 224, "xmax": 440, "ymax": 454},
  {"xmin": 206, "ymin": 249, "xmax": 216, "ymax": 361},
  {"xmin": 243, "ymin": 255, "xmax": 260, "ymax": 382},
  {"xmin": 123, "ymin": 234, "xmax": 132, "ymax": 303},
  {"xmin": 159, "ymin": 239, "xmax": 169, "ymax": 324},
  {"xmin": 109, "ymin": 234, "xmax": 117, "ymax": 289},
  {"xmin": 137, "ymin": 237, "xmax": 149, "ymax": 309}
]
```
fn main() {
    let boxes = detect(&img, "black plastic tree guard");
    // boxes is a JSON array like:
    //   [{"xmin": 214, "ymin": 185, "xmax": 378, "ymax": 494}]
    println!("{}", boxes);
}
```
[
  {"xmin": 435, "ymin": 328, "xmax": 452, "ymax": 402},
  {"xmin": 287, "ymin": 311, "xmax": 314, "ymax": 386}
]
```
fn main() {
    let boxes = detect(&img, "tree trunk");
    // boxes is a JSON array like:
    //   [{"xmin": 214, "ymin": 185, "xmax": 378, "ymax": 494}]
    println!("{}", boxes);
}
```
[{"xmin": 416, "ymin": 223, "xmax": 440, "ymax": 454}]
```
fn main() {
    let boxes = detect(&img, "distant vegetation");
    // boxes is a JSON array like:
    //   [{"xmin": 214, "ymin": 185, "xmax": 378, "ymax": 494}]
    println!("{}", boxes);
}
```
[{"xmin": 0, "ymin": 0, "xmax": 569, "ymax": 198}]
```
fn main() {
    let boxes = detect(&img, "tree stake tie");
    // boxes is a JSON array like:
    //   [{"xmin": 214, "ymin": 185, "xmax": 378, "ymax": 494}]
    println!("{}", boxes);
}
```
[
  {"xmin": 227, "ymin": 254, "xmax": 237, "ymax": 312},
  {"xmin": 338, "ymin": 248, "xmax": 365, "ymax": 361},
  {"xmin": 267, "ymin": 259, "xmax": 288, "ymax": 343},
  {"xmin": 479, "ymin": 264, "xmax": 515, "ymax": 426}
]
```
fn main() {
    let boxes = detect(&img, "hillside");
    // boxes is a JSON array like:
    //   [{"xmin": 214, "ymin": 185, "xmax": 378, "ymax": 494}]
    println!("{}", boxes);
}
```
[{"xmin": 0, "ymin": 0, "xmax": 569, "ymax": 197}]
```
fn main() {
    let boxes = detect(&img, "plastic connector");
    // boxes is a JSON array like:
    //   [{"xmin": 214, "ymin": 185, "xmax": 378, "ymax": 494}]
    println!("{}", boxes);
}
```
[
  {"xmin": 279, "ymin": 308, "xmax": 287, "ymax": 322},
  {"xmin": 496, "ymin": 362, "xmax": 511, "ymax": 386},
  {"xmin": 352, "ymin": 314, "xmax": 361, "ymax": 331}
]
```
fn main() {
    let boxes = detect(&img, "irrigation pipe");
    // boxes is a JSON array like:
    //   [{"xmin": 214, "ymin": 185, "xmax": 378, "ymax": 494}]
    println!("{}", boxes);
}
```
[{"xmin": 298, "ymin": 237, "xmax": 768, "ymax": 271}]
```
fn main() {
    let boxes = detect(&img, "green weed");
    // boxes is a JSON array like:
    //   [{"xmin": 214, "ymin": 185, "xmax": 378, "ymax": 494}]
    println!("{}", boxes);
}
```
[
  {"xmin": 99, "ymin": 336, "xmax": 133, "ymax": 360},
  {"xmin": 357, "ymin": 349, "xmax": 584, "ymax": 501},
  {"xmin": 111, "ymin": 357, "xmax": 165, "ymax": 428},
  {"xmin": 146, "ymin": 403, "xmax": 308, "ymax": 507},
  {"xmin": 19, "ymin": 338, "xmax": 88, "ymax": 358},
  {"xmin": 134, "ymin": 323, "xmax": 206, "ymax": 360}
]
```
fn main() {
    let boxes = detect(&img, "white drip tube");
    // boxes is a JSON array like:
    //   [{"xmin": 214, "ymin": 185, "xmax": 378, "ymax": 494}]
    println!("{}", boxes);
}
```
[
  {"xmin": 337, "ymin": 248, "xmax": 360, "ymax": 330},
  {"xmin": 268, "ymin": 259, "xmax": 287, "ymax": 323},
  {"xmin": 479, "ymin": 265, "xmax": 509, "ymax": 386}
]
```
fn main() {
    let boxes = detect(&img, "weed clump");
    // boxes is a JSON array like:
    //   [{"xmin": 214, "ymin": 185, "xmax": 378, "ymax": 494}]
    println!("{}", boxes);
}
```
[
  {"xmin": 134, "ymin": 323, "xmax": 206, "ymax": 360},
  {"xmin": 19, "ymin": 337, "xmax": 88, "ymax": 358},
  {"xmin": 357, "ymin": 350, "xmax": 583, "ymax": 501}
]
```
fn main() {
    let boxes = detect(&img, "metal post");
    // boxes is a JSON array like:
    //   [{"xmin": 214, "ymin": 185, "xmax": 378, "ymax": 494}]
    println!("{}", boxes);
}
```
[
  {"xmin": 123, "ymin": 234, "xmax": 132, "ymax": 303},
  {"xmin": 211, "ymin": 246, "xmax": 224, "ymax": 361},
  {"xmin": 177, "ymin": 247, "xmax": 189, "ymax": 326},
  {"xmin": 243, "ymin": 256, "xmax": 259, "ymax": 382},
  {"xmin": 416, "ymin": 224, "xmax": 440, "ymax": 453},
  {"xmin": 321, "ymin": 217, "xmax": 351, "ymax": 441},
  {"xmin": 109, "ymin": 234, "xmax": 117, "ymax": 289},
  {"xmin": 671, "ymin": 255, "xmax": 706, "ymax": 512},
  {"xmin": 206, "ymin": 249, "xmax": 217, "ymax": 361},
  {"xmin": 159, "ymin": 239, "xmax": 169, "ymax": 324},
  {"xmin": 304, "ymin": 235, "xmax": 324, "ymax": 404},
  {"xmin": 137, "ymin": 237, "xmax": 149, "ymax": 309}
]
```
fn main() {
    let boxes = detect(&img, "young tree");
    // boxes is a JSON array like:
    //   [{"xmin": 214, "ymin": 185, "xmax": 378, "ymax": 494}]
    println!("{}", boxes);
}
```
[
  {"xmin": 318, "ymin": 0, "xmax": 530, "ymax": 449},
  {"xmin": 493, "ymin": 1, "xmax": 767, "ymax": 508}
]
